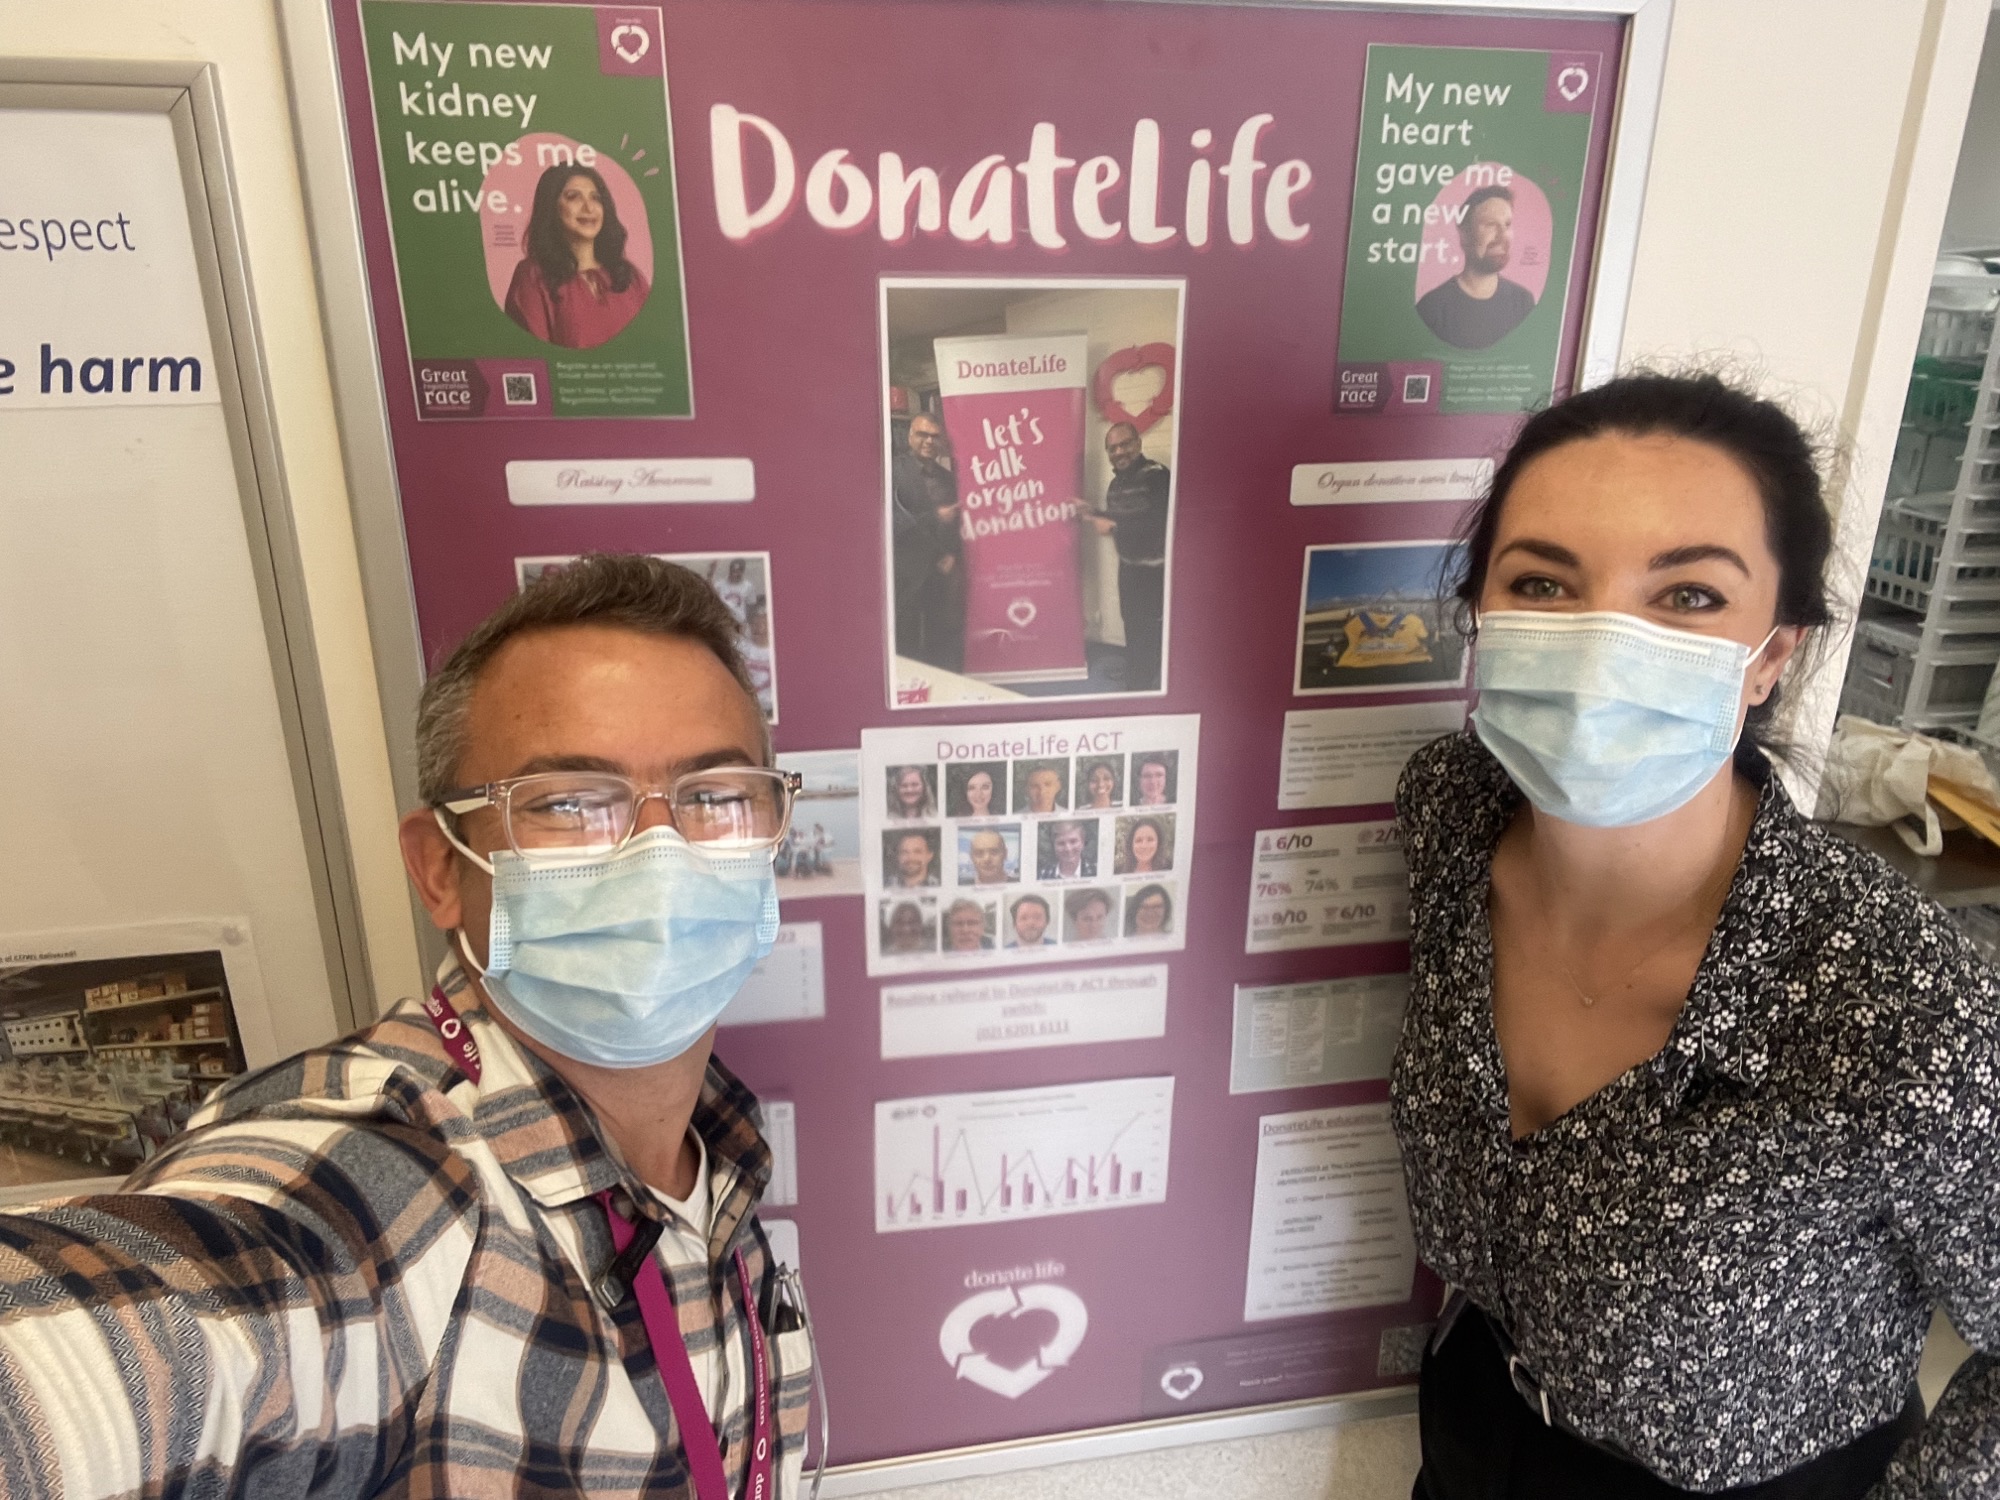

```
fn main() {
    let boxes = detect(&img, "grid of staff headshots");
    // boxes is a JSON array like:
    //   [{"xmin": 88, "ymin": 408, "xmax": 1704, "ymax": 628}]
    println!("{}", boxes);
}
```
[
  {"xmin": 517, "ymin": 552, "xmax": 780, "ymax": 722},
  {"xmin": 874, "ymin": 747, "xmax": 1183, "ymax": 961}
]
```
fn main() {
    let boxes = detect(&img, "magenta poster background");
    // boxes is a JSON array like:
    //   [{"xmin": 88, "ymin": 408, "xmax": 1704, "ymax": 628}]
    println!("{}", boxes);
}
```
[
  {"xmin": 331, "ymin": 0, "xmax": 1624, "ymax": 1467},
  {"xmin": 939, "ymin": 372, "xmax": 1090, "ymax": 682}
]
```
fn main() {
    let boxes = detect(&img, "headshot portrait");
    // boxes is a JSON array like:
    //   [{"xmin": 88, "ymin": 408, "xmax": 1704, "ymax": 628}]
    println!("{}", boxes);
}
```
[
  {"xmin": 885, "ymin": 763, "xmax": 940, "ymax": 820},
  {"xmin": 1036, "ymin": 819, "xmax": 1099, "ymax": 882},
  {"xmin": 879, "ymin": 896, "xmax": 937, "ymax": 955},
  {"xmin": 1006, "ymin": 893, "xmax": 1056, "ymax": 948},
  {"xmin": 1413, "ymin": 177, "xmax": 1546, "ymax": 352},
  {"xmin": 1063, "ymin": 887, "xmax": 1117, "ymax": 944},
  {"xmin": 942, "ymin": 897, "xmax": 998, "ymax": 953},
  {"xmin": 502, "ymin": 162, "xmax": 652, "ymax": 350},
  {"xmin": 1015, "ymin": 759, "xmax": 1069, "ymax": 815},
  {"xmin": 882, "ymin": 827, "xmax": 941, "ymax": 888},
  {"xmin": 1115, "ymin": 814, "xmax": 1174, "ymax": 875},
  {"xmin": 947, "ymin": 761, "xmax": 1008, "ymax": 819},
  {"xmin": 1078, "ymin": 756, "xmax": 1124, "ymax": 810},
  {"xmin": 958, "ymin": 825, "xmax": 1022, "ymax": 886},
  {"xmin": 1124, "ymin": 882, "xmax": 1175, "ymax": 938},
  {"xmin": 1130, "ymin": 751, "xmax": 1178, "ymax": 807}
]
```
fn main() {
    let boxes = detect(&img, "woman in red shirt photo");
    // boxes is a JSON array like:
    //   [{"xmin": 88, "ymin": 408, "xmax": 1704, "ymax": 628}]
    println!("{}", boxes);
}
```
[{"xmin": 503, "ymin": 163, "xmax": 650, "ymax": 350}]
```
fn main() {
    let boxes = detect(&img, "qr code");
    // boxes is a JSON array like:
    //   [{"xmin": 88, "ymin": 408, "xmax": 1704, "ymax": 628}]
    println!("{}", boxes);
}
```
[
  {"xmin": 502, "ymin": 372, "xmax": 537, "ymax": 406},
  {"xmin": 1377, "ymin": 1322, "xmax": 1434, "ymax": 1378},
  {"xmin": 1400, "ymin": 373, "xmax": 1432, "ymax": 404}
]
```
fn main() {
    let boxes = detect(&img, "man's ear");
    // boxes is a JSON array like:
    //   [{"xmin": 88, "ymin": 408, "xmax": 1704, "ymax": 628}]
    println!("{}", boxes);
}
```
[{"xmin": 400, "ymin": 809, "xmax": 464, "ymax": 932}]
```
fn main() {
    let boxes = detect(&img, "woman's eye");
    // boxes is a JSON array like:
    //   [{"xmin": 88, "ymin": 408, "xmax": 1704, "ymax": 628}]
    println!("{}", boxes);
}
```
[
  {"xmin": 1663, "ymin": 584, "xmax": 1723, "ymax": 612},
  {"xmin": 1508, "ymin": 574, "xmax": 1563, "ymax": 601}
]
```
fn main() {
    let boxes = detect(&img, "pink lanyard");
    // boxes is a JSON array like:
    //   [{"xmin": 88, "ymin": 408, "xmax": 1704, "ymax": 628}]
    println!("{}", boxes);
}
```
[{"xmin": 424, "ymin": 987, "xmax": 775, "ymax": 1500}]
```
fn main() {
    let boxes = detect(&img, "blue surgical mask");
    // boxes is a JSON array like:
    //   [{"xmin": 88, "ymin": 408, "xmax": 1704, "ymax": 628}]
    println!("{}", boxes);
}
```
[
  {"xmin": 1470, "ymin": 611, "xmax": 1776, "ymax": 828},
  {"xmin": 457, "ymin": 826, "xmax": 778, "ymax": 1068}
]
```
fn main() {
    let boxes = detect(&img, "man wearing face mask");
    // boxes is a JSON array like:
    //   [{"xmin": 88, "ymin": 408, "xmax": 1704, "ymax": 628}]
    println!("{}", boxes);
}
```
[{"xmin": 0, "ymin": 556, "xmax": 819, "ymax": 1500}]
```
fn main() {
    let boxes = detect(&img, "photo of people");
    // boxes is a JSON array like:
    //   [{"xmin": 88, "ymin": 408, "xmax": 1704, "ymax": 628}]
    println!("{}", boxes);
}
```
[
  {"xmin": 1124, "ymin": 882, "xmax": 1176, "ymax": 938},
  {"xmin": 1036, "ymin": 820, "xmax": 1099, "ymax": 881},
  {"xmin": 1295, "ymin": 542, "xmax": 1467, "ymax": 695},
  {"xmin": 882, "ymin": 279, "xmax": 1186, "ymax": 708},
  {"xmin": 1064, "ymin": 887, "xmax": 1118, "ymax": 944},
  {"xmin": 516, "ymin": 552, "xmax": 780, "ymax": 721},
  {"xmin": 885, "ymin": 764, "xmax": 940, "ymax": 820},
  {"xmin": 1130, "ymin": 750, "xmax": 1179, "ymax": 807},
  {"xmin": 1006, "ymin": 893, "xmax": 1057, "ymax": 948},
  {"xmin": 880, "ymin": 897, "xmax": 938, "ymax": 955},
  {"xmin": 1078, "ymin": 756, "xmax": 1124, "ymax": 810},
  {"xmin": 958, "ymin": 826, "xmax": 1022, "ymax": 886},
  {"xmin": 1413, "ymin": 182, "xmax": 1543, "ymax": 351},
  {"xmin": 774, "ymin": 750, "xmax": 862, "ymax": 900},
  {"xmin": 0, "ymin": 948, "xmax": 247, "ymax": 1189},
  {"xmin": 502, "ymin": 160, "xmax": 653, "ymax": 350},
  {"xmin": 883, "ymin": 828, "xmax": 941, "ymax": 888},
  {"xmin": 1115, "ymin": 814, "xmax": 1175, "ymax": 875},
  {"xmin": 1015, "ymin": 759, "xmax": 1069, "ymax": 814},
  {"xmin": 942, "ymin": 897, "xmax": 998, "ymax": 953},
  {"xmin": 946, "ymin": 762, "xmax": 1008, "ymax": 819},
  {"xmin": 862, "ymin": 713, "xmax": 1199, "ymax": 974}
]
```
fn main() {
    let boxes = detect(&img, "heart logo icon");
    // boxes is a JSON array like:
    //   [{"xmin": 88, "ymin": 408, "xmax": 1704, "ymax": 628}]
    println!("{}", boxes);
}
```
[
  {"xmin": 1092, "ymin": 342, "xmax": 1177, "ymax": 434},
  {"xmin": 939, "ymin": 1283, "xmax": 1089, "ymax": 1400},
  {"xmin": 1556, "ymin": 65, "xmax": 1589, "ymax": 102},
  {"xmin": 1006, "ymin": 597, "xmax": 1037, "ymax": 629},
  {"xmin": 1159, "ymin": 1364, "xmax": 1204, "ymax": 1401},
  {"xmin": 609, "ymin": 23, "xmax": 650, "ymax": 64}
]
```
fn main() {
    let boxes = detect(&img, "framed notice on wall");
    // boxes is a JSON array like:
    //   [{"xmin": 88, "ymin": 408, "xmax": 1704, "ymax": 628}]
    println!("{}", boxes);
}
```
[{"xmin": 295, "ymin": 0, "xmax": 1669, "ymax": 1483}]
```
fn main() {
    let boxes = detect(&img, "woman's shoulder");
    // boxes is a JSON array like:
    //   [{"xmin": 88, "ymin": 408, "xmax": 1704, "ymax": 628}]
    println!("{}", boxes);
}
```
[
  {"xmin": 1765, "ymin": 808, "xmax": 2000, "ymax": 1088},
  {"xmin": 1396, "ymin": 729, "xmax": 1515, "ymax": 868},
  {"xmin": 505, "ymin": 253, "xmax": 547, "ymax": 292}
]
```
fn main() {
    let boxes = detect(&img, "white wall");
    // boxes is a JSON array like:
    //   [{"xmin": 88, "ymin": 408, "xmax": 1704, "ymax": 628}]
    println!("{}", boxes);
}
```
[
  {"xmin": 1940, "ymin": 12, "xmax": 2000, "ymax": 252},
  {"xmin": 0, "ymin": 0, "xmax": 428, "ymax": 1014}
]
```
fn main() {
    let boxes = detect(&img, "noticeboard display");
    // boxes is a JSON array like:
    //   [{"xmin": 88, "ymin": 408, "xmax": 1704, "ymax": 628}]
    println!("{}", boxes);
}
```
[{"xmin": 328, "ymin": 0, "xmax": 1626, "ymax": 1468}]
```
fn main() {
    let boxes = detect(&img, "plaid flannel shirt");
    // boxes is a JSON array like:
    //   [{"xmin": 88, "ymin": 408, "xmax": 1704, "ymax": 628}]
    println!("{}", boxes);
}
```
[{"xmin": 0, "ymin": 956, "xmax": 812, "ymax": 1498}]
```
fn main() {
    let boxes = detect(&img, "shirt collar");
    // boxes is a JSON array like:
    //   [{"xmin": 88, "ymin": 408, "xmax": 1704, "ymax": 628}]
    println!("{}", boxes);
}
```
[{"xmin": 426, "ymin": 954, "xmax": 773, "ymax": 1259}]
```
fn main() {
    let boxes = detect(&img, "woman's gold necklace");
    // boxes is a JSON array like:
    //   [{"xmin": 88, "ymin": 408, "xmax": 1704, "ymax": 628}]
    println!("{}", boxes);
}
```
[{"xmin": 1539, "ymin": 799, "xmax": 1747, "ymax": 1009}]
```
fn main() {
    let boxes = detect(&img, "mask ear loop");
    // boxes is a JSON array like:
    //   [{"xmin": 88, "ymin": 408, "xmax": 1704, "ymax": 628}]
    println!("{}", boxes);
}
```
[
  {"xmin": 434, "ymin": 807, "xmax": 497, "ymax": 875},
  {"xmin": 1746, "ymin": 626, "xmax": 1785, "ymax": 702}
]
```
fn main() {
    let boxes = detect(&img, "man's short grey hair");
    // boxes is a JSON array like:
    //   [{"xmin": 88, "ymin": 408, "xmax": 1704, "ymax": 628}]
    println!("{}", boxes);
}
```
[{"xmin": 415, "ymin": 554, "xmax": 759, "ymax": 804}]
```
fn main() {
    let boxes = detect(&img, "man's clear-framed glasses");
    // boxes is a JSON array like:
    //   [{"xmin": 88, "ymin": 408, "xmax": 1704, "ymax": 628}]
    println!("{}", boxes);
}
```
[{"xmin": 434, "ymin": 767, "xmax": 802, "ymax": 861}]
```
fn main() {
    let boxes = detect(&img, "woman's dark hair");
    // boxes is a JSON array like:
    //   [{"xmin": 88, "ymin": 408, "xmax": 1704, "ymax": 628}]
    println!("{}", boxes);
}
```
[
  {"xmin": 525, "ymin": 164, "xmax": 637, "ymax": 293},
  {"xmin": 1125, "ymin": 883, "xmax": 1174, "ymax": 935},
  {"xmin": 1454, "ymin": 371, "xmax": 1836, "ymax": 765}
]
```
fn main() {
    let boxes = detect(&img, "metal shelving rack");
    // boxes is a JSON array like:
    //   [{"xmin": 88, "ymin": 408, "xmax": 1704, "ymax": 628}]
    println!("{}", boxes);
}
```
[{"xmin": 1842, "ymin": 260, "xmax": 2000, "ymax": 732}]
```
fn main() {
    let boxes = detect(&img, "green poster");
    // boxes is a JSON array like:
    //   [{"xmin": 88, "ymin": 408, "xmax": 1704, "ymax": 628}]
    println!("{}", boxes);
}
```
[
  {"xmin": 1336, "ymin": 44, "xmax": 1601, "ymax": 416},
  {"xmin": 360, "ymin": 1, "xmax": 691, "ymax": 419}
]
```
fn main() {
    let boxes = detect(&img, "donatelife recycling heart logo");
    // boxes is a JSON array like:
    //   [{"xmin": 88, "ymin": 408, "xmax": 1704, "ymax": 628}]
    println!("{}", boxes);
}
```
[
  {"xmin": 939, "ymin": 1283, "xmax": 1089, "ymax": 1399},
  {"xmin": 609, "ymin": 23, "xmax": 650, "ymax": 64},
  {"xmin": 1159, "ymin": 1363, "xmax": 1204, "ymax": 1402},
  {"xmin": 1555, "ymin": 65, "xmax": 1589, "ymax": 102}
]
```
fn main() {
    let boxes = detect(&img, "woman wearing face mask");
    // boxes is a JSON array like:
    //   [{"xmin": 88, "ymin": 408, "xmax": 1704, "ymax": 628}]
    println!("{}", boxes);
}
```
[{"xmin": 1395, "ymin": 374, "xmax": 2000, "ymax": 1499}]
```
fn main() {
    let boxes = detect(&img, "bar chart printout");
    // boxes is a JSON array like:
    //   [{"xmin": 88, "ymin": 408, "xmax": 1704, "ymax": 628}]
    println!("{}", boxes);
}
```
[{"xmin": 875, "ymin": 1076, "xmax": 1175, "ymax": 1233}]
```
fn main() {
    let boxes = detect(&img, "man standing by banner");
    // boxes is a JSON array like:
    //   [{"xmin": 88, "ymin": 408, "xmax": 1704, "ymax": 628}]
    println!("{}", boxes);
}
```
[
  {"xmin": 1092, "ymin": 421, "xmax": 1172, "ymax": 692},
  {"xmin": 934, "ymin": 332, "xmax": 1091, "ymax": 684},
  {"xmin": 891, "ymin": 413, "xmax": 964, "ymax": 670}
]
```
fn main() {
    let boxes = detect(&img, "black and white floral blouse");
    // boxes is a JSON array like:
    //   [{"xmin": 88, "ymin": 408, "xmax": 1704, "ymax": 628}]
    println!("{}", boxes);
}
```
[{"xmin": 1391, "ymin": 730, "xmax": 1999, "ymax": 1494}]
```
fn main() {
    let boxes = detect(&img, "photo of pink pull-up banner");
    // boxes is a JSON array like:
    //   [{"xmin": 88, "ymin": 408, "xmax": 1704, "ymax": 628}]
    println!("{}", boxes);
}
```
[{"xmin": 935, "ymin": 332, "xmax": 1090, "ymax": 683}]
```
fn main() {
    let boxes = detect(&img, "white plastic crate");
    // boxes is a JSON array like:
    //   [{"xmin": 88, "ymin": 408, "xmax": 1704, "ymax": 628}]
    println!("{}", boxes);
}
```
[{"xmin": 1839, "ymin": 615, "xmax": 2000, "ymax": 731}]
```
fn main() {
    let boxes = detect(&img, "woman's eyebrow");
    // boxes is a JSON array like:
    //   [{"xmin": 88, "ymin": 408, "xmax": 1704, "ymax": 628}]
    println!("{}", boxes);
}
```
[
  {"xmin": 1494, "ymin": 538, "xmax": 1580, "ymax": 568},
  {"xmin": 1650, "ymin": 543, "xmax": 1749, "ymax": 575}
]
